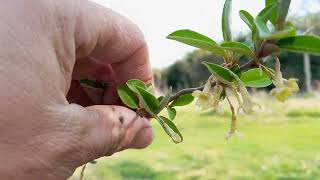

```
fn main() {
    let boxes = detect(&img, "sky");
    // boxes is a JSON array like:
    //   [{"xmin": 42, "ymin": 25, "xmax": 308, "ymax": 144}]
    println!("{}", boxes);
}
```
[{"xmin": 91, "ymin": 0, "xmax": 311, "ymax": 68}]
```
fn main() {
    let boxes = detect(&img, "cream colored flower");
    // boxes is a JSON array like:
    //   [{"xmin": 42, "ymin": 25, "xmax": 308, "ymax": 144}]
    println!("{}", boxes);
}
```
[
  {"xmin": 237, "ymin": 80, "xmax": 260, "ymax": 114},
  {"xmin": 212, "ymin": 85, "xmax": 223, "ymax": 112},
  {"xmin": 270, "ymin": 58, "xmax": 299, "ymax": 102},
  {"xmin": 228, "ymin": 73, "xmax": 260, "ymax": 115},
  {"xmin": 284, "ymin": 78, "xmax": 299, "ymax": 93},
  {"xmin": 192, "ymin": 90, "xmax": 214, "ymax": 110},
  {"xmin": 192, "ymin": 76, "xmax": 214, "ymax": 110},
  {"xmin": 270, "ymin": 87, "xmax": 293, "ymax": 102},
  {"xmin": 192, "ymin": 76, "xmax": 223, "ymax": 111}
]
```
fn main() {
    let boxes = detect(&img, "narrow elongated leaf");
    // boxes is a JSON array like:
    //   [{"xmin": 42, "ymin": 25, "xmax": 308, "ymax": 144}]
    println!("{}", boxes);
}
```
[
  {"xmin": 276, "ymin": 35, "xmax": 320, "ymax": 55},
  {"xmin": 239, "ymin": 11, "xmax": 260, "ymax": 52},
  {"xmin": 167, "ymin": 30, "xmax": 226, "ymax": 56},
  {"xmin": 254, "ymin": 18, "xmax": 271, "ymax": 39},
  {"xmin": 256, "ymin": 20, "xmax": 296, "ymax": 40},
  {"xmin": 265, "ymin": 0, "xmax": 278, "ymax": 25},
  {"xmin": 156, "ymin": 115, "xmax": 183, "ymax": 143},
  {"xmin": 221, "ymin": 41, "xmax": 254, "ymax": 57},
  {"xmin": 135, "ymin": 86, "xmax": 159, "ymax": 115},
  {"xmin": 202, "ymin": 62, "xmax": 234, "ymax": 84},
  {"xmin": 277, "ymin": 0, "xmax": 291, "ymax": 30},
  {"xmin": 170, "ymin": 93, "xmax": 194, "ymax": 107},
  {"xmin": 239, "ymin": 10, "xmax": 254, "ymax": 30},
  {"xmin": 117, "ymin": 84, "xmax": 139, "ymax": 109},
  {"xmin": 167, "ymin": 107, "xmax": 177, "ymax": 120},
  {"xmin": 258, "ymin": 2, "xmax": 277, "ymax": 22},
  {"xmin": 266, "ymin": 22, "xmax": 296, "ymax": 40},
  {"xmin": 240, "ymin": 68, "xmax": 272, "ymax": 88},
  {"xmin": 157, "ymin": 87, "xmax": 172, "ymax": 113},
  {"xmin": 126, "ymin": 79, "xmax": 147, "ymax": 92},
  {"xmin": 222, "ymin": 0, "xmax": 232, "ymax": 41}
]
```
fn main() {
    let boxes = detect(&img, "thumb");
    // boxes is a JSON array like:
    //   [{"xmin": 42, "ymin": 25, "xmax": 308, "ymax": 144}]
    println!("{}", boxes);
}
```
[{"xmin": 62, "ymin": 104, "xmax": 153, "ymax": 166}]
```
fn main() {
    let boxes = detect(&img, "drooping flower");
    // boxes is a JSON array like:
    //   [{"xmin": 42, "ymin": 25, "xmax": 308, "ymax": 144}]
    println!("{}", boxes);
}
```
[
  {"xmin": 237, "ymin": 80, "xmax": 260, "ymax": 114},
  {"xmin": 284, "ymin": 78, "xmax": 299, "ymax": 93},
  {"xmin": 228, "ymin": 73, "xmax": 260, "ymax": 115},
  {"xmin": 270, "ymin": 58, "xmax": 299, "ymax": 102},
  {"xmin": 192, "ymin": 90, "xmax": 214, "ymax": 111},
  {"xmin": 192, "ymin": 76, "xmax": 223, "ymax": 112},
  {"xmin": 212, "ymin": 84, "xmax": 224, "ymax": 113},
  {"xmin": 192, "ymin": 76, "xmax": 215, "ymax": 111}
]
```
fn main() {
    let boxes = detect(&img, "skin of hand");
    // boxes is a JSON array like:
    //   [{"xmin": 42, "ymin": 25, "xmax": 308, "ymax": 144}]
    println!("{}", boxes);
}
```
[{"xmin": 0, "ymin": 0, "xmax": 154, "ymax": 179}]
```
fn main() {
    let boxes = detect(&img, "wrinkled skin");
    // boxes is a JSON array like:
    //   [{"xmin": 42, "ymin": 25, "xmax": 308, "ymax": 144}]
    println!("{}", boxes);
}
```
[{"xmin": 0, "ymin": 0, "xmax": 154, "ymax": 179}]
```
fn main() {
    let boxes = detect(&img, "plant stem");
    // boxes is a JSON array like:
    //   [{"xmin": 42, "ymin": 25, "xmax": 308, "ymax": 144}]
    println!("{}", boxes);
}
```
[
  {"xmin": 169, "ymin": 60, "xmax": 257, "ymax": 102},
  {"xmin": 80, "ymin": 164, "xmax": 87, "ymax": 180}
]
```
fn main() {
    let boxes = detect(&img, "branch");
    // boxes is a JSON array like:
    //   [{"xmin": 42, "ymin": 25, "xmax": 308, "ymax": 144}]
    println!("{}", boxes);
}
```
[
  {"xmin": 168, "ymin": 60, "xmax": 257, "ymax": 102},
  {"xmin": 169, "ymin": 84, "xmax": 213, "ymax": 102}
]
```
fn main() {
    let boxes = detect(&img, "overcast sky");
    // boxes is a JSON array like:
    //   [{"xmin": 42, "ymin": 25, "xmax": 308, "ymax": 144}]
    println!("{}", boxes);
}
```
[{"xmin": 91, "ymin": 0, "xmax": 314, "ymax": 68}]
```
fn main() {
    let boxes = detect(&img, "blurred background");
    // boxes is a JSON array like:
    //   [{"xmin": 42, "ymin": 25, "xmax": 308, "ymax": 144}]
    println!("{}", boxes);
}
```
[{"xmin": 72, "ymin": 0, "xmax": 320, "ymax": 179}]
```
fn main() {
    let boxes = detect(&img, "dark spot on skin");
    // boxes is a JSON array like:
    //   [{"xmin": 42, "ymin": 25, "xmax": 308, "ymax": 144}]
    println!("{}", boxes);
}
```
[
  {"xmin": 111, "ymin": 106, "xmax": 116, "ymax": 111},
  {"xmin": 119, "ymin": 116, "xmax": 124, "ymax": 124}
]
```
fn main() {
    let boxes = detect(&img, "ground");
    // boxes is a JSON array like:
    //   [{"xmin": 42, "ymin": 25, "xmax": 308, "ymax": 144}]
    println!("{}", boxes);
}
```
[{"xmin": 71, "ymin": 94, "xmax": 320, "ymax": 180}]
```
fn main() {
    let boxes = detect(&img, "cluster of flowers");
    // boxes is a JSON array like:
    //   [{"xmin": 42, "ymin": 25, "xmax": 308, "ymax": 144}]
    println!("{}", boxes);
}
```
[{"xmin": 192, "ymin": 60, "xmax": 299, "ymax": 137}]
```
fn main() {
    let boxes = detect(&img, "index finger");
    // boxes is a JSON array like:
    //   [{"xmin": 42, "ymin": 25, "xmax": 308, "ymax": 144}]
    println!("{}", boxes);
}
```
[{"xmin": 74, "ymin": 1, "xmax": 153, "ymax": 85}]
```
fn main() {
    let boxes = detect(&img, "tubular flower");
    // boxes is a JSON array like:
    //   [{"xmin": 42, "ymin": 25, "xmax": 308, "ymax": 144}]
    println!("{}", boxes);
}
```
[
  {"xmin": 237, "ymin": 80, "xmax": 260, "ymax": 114},
  {"xmin": 192, "ymin": 90, "xmax": 214, "ymax": 110},
  {"xmin": 284, "ymin": 78, "xmax": 299, "ymax": 93},
  {"xmin": 229, "ymin": 73, "xmax": 260, "ymax": 115},
  {"xmin": 192, "ymin": 77, "xmax": 215, "ymax": 110},
  {"xmin": 212, "ymin": 84, "xmax": 224, "ymax": 114},
  {"xmin": 270, "ymin": 59, "xmax": 299, "ymax": 102},
  {"xmin": 192, "ymin": 76, "xmax": 224, "ymax": 111}
]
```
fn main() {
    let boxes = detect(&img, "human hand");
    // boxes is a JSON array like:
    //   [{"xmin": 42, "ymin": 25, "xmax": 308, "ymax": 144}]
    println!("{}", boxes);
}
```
[{"xmin": 0, "ymin": 0, "xmax": 153, "ymax": 179}]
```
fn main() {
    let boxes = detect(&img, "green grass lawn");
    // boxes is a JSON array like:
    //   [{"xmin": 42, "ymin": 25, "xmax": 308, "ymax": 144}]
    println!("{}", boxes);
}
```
[{"xmin": 71, "ymin": 95, "xmax": 320, "ymax": 180}]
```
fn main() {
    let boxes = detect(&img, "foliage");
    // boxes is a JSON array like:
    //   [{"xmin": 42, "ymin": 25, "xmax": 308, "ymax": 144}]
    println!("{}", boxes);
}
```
[{"xmin": 115, "ymin": 0, "xmax": 320, "ymax": 142}]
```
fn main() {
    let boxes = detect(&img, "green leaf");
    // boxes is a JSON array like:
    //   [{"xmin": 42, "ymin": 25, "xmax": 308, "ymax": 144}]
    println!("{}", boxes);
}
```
[
  {"xmin": 157, "ymin": 87, "xmax": 172, "ymax": 114},
  {"xmin": 221, "ymin": 41, "xmax": 254, "ymax": 57},
  {"xmin": 146, "ymin": 83, "xmax": 154, "ymax": 92},
  {"xmin": 222, "ymin": 0, "xmax": 232, "ymax": 41},
  {"xmin": 80, "ymin": 79, "xmax": 108, "ymax": 89},
  {"xmin": 256, "ymin": 20, "xmax": 296, "ymax": 40},
  {"xmin": 266, "ymin": 22, "xmax": 296, "ymax": 40},
  {"xmin": 239, "ymin": 10, "xmax": 254, "ymax": 30},
  {"xmin": 134, "ymin": 86, "xmax": 159, "ymax": 115},
  {"xmin": 167, "ymin": 107, "xmax": 177, "ymax": 120},
  {"xmin": 156, "ymin": 115, "xmax": 183, "ymax": 143},
  {"xmin": 265, "ymin": 0, "xmax": 278, "ymax": 25},
  {"xmin": 243, "ymin": 40, "xmax": 254, "ymax": 51},
  {"xmin": 117, "ymin": 84, "xmax": 139, "ymax": 109},
  {"xmin": 202, "ymin": 62, "xmax": 234, "ymax": 84},
  {"xmin": 230, "ymin": 64, "xmax": 241, "ymax": 77},
  {"xmin": 258, "ymin": 2, "xmax": 277, "ymax": 22},
  {"xmin": 126, "ymin": 79, "xmax": 147, "ymax": 92},
  {"xmin": 254, "ymin": 17, "xmax": 271, "ymax": 39},
  {"xmin": 170, "ymin": 93, "xmax": 194, "ymax": 107},
  {"xmin": 167, "ymin": 29, "xmax": 226, "ymax": 56},
  {"xmin": 255, "ymin": 3, "xmax": 279, "ymax": 40},
  {"xmin": 157, "ymin": 96, "xmax": 164, "ymax": 103},
  {"xmin": 240, "ymin": 68, "xmax": 272, "ymax": 88},
  {"xmin": 276, "ymin": 35, "xmax": 320, "ymax": 55},
  {"xmin": 277, "ymin": 0, "xmax": 291, "ymax": 30}
]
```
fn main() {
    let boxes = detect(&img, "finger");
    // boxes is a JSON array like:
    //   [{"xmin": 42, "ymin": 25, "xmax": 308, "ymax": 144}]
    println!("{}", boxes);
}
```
[
  {"xmin": 61, "ymin": 104, "xmax": 153, "ymax": 165},
  {"xmin": 73, "ymin": 0, "xmax": 153, "ymax": 84}
]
